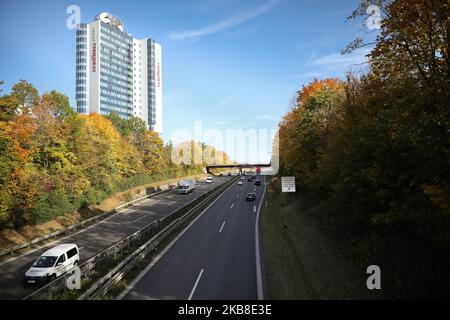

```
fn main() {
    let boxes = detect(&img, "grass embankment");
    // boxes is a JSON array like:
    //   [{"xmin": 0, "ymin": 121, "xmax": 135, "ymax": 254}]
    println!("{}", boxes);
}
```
[
  {"xmin": 260, "ymin": 177, "xmax": 381, "ymax": 300},
  {"xmin": 0, "ymin": 173, "xmax": 207, "ymax": 252}
]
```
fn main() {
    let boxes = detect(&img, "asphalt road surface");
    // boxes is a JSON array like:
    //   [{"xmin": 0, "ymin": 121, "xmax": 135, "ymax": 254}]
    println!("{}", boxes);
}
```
[
  {"xmin": 0, "ymin": 176, "xmax": 231, "ymax": 300},
  {"xmin": 121, "ymin": 175, "xmax": 266, "ymax": 300}
]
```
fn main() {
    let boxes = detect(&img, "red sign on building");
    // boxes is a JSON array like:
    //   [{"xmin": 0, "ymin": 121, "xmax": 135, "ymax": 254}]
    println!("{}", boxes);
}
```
[
  {"xmin": 157, "ymin": 63, "xmax": 161, "ymax": 88},
  {"xmin": 91, "ymin": 42, "xmax": 96, "ymax": 72}
]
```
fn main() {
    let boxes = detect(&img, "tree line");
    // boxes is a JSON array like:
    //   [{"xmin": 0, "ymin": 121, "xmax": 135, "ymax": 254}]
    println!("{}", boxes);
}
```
[
  {"xmin": 0, "ymin": 80, "xmax": 231, "ymax": 229},
  {"xmin": 277, "ymin": 0, "xmax": 449, "ymax": 298}
]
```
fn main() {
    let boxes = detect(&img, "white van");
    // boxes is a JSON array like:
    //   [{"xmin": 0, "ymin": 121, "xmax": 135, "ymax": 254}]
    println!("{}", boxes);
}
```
[
  {"xmin": 24, "ymin": 244, "xmax": 80, "ymax": 285},
  {"xmin": 206, "ymin": 176, "xmax": 214, "ymax": 183}
]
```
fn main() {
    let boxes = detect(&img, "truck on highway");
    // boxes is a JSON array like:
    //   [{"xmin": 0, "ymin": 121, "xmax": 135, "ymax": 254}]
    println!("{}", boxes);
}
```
[{"xmin": 178, "ymin": 179, "xmax": 196, "ymax": 194}]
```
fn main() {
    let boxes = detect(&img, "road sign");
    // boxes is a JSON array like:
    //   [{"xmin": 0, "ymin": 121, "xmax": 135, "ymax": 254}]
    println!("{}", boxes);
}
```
[{"xmin": 281, "ymin": 176, "xmax": 296, "ymax": 193}]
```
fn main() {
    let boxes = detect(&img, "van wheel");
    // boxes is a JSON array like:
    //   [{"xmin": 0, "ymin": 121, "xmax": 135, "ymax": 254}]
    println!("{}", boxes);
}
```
[{"xmin": 74, "ymin": 260, "xmax": 79, "ymax": 267}]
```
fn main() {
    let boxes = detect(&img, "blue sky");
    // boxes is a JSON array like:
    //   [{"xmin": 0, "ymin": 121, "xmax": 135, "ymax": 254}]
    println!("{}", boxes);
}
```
[{"xmin": 0, "ymin": 0, "xmax": 375, "ymax": 161}]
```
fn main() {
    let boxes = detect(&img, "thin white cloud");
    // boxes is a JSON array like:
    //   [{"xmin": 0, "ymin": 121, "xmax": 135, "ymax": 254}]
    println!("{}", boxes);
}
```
[
  {"xmin": 253, "ymin": 114, "xmax": 279, "ymax": 120},
  {"xmin": 168, "ymin": 0, "xmax": 281, "ymax": 41},
  {"xmin": 308, "ymin": 48, "xmax": 372, "ymax": 71},
  {"xmin": 217, "ymin": 88, "xmax": 248, "ymax": 107}
]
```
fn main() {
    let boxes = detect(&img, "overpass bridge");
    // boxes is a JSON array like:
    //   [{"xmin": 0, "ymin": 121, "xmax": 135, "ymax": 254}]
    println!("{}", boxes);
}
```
[{"xmin": 206, "ymin": 163, "xmax": 271, "ymax": 175}]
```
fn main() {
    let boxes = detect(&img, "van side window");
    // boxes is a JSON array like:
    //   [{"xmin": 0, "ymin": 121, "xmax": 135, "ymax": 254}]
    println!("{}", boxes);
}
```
[
  {"xmin": 67, "ymin": 248, "xmax": 78, "ymax": 259},
  {"xmin": 57, "ymin": 254, "xmax": 66, "ymax": 265}
]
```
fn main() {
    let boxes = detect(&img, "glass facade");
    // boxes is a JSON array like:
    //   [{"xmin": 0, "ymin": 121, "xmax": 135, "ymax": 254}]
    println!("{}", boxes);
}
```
[
  {"xmin": 75, "ymin": 24, "xmax": 88, "ymax": 114},
  {"xmin": 147, "ymin": 39, "xmax": 157, "ymax": 130},
  {"xmin": 99, "ymin": 22, "xmax": 133, "ymax": 118}
]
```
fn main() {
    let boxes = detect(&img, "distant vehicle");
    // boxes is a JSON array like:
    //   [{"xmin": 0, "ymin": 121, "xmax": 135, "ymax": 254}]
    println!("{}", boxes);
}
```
[
  {"xmin": 247, "ymin": 177, "xmax": 253, "ymax": 182},
  {"xmin": 255, "ymin": 180, "xmax": 261, "ymax": 186},
  {"xmin": 240, "ymin": 176, "xmax": 245, "ymax": 180},
  {"xmin": 246, "ymin": 193, "xmax": 256, "ymax": 201},
  {"xmin": 24, "ymin": 244, "xmax": 79, "ymax": 286},
  {"xmin": 206, "ymin": 176, "xmax": 214, "ymax": 183},
  {"xmin": 178, "ymin": 179, "xmax": 196, "ymax": 194},
  {"xmin": 228, "ymin": 172, "xmax": 232, "ymax": 176},
  {"xmin": 237, "ymin": 181, "xmax": 243, "ymax": 185}
]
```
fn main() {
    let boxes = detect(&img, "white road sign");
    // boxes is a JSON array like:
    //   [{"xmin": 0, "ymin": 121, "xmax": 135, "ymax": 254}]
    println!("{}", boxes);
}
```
[{"xmin": 281, "ymin": 176, "xmax": 296, "ymax": 193}]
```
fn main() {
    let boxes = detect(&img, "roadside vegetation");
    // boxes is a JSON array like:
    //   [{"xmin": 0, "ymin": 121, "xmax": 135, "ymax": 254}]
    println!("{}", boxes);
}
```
[
  {"xmin": 261, "ymin": 178, "xmax": 382, "ymax": 299},
  {"xmin": 0, "ymin": 81, "xmax": 232, "ymax": 231},
  {"xmin": 274, "ymin": 0, "xmax": 449, "ymax": 298}
]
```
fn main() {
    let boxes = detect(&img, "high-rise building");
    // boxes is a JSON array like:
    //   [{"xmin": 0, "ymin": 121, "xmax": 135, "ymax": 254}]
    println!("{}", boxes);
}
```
[{"xmin": 75, "ymin": 12, "xmax": 163, "ymax": 133}]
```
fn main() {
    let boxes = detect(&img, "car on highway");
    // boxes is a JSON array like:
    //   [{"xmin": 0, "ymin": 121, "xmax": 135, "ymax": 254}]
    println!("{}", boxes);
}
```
[
  {"xmin": 240, "ymin": 176, "xmax": 245, "ymax": 180},
  {"xmin": 247, "ymin": 177, "xmax": 253, "ymax": 182},
  {"xmin": 178, "ymin": 179, "xmax": 196, "ymax": 194},
  {"xmin": 246, "ymin": 193, "xmax": 256, "ymax": 201},
  {"xmin": 206, "ymin": 176, "xmax": 214, "ymax": 183},
  {"xmin": 24, "ymin": 244, "xmax": 79, "ymax": 286},
  {"xmin": 237, "ymin": 181, "xmax": 243, "ymax": 185},
  {"xmin": 255, "ymin": 180, "xmax": 261, "ymax": 186}
]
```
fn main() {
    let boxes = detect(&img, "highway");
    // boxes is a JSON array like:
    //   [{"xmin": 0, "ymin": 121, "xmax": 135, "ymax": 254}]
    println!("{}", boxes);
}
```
[
  {"xmin": 120, "ymin": 175, "xmax": 266, "ymax": 300},
  {"xmin": 0, "ymin": 176, "xmax": 231, "ymax": 300}
]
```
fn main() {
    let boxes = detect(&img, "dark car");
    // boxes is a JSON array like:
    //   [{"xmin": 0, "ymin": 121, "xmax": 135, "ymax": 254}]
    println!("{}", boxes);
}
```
[
  {"xmin": 255, "ymin": 180, "xmax": 261, "ymax": 186},
  {"xmin": 246, "ymin": 193, "xmax": 256, "ymax": 201},
  {"xmin": 247, "ymin": 177, "xmax": 252, "ymax": 182}
]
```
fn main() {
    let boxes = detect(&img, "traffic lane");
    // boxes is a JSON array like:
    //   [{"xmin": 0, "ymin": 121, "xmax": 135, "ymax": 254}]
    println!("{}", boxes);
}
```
[
  {"xmin": 194, "ymin": 177, "xmax": 264, "ymax": 299},
  {"xmin": 105, "ymin": 179, "xmax": 226, "ymax": 228},
  {"xmin": 123, "ymin": 178, "xmax": 264, "ymax": 300},
  {"xmin": 123, "ymin": 181, "xmax": 240, "ymax": 300},
  {"xmin": 0, "ymin": 177, "xmax": 230, "ymax": 299},
  {"xmin": 197, "ymin": 175, "xmax": 265, "ymax": 297}
]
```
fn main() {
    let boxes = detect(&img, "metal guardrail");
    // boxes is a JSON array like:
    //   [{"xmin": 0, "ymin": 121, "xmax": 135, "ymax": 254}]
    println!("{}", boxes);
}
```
[
  {"xmin": 22, "ymin": 177, "xmax": 235, "ymax": 300},
  {"xmin": 0, "ymin": 186, "xmax": 177, "ymax": 258}
]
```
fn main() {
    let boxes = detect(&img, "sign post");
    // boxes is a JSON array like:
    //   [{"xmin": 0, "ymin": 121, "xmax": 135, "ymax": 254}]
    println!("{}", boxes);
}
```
[{"xmin": 281, "ymin": 176, "xmax": 296, "ymax": 193}]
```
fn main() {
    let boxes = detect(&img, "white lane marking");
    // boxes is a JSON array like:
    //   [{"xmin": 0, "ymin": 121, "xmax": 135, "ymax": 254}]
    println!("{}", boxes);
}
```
[
  {"xmin": 255, "ymin": 176, "xmax": 267, "ymax": 300},
  {"xmin": 188, "ymin": 269, "xmax": 204, "ymax": 300},
  {"xmin": 123, "ymin": 209, "xmax": 136, "ymax": 216},
  {"xmin": 219, "ymin": 221, "xmax": 226, "ymax": 233},
  {"xmin": 132, "ymin": 214, "xmax": 150, "ymax": 223},
  {"xmin": 253, "ymin": 205, "xmax": 257, "ymax": 213},
  {"xmin": 230, "ymin": 203, "xmax": 234, "ymax": 209},
  {"xmin": 117, "ymin": 180, "xmax": 236, "ymax": 300}
]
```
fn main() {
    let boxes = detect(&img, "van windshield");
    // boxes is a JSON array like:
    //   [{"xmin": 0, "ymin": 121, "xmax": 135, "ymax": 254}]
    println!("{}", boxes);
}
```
[{"xmin": 33, "ymin": 256, "xmax": 57, "ymax": 268}]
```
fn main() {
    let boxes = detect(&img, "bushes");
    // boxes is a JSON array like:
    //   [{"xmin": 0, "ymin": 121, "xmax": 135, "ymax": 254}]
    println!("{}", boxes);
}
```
[{"xmin": 0, "ymin": 84, "xmax": 223, "ymax": 230}]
